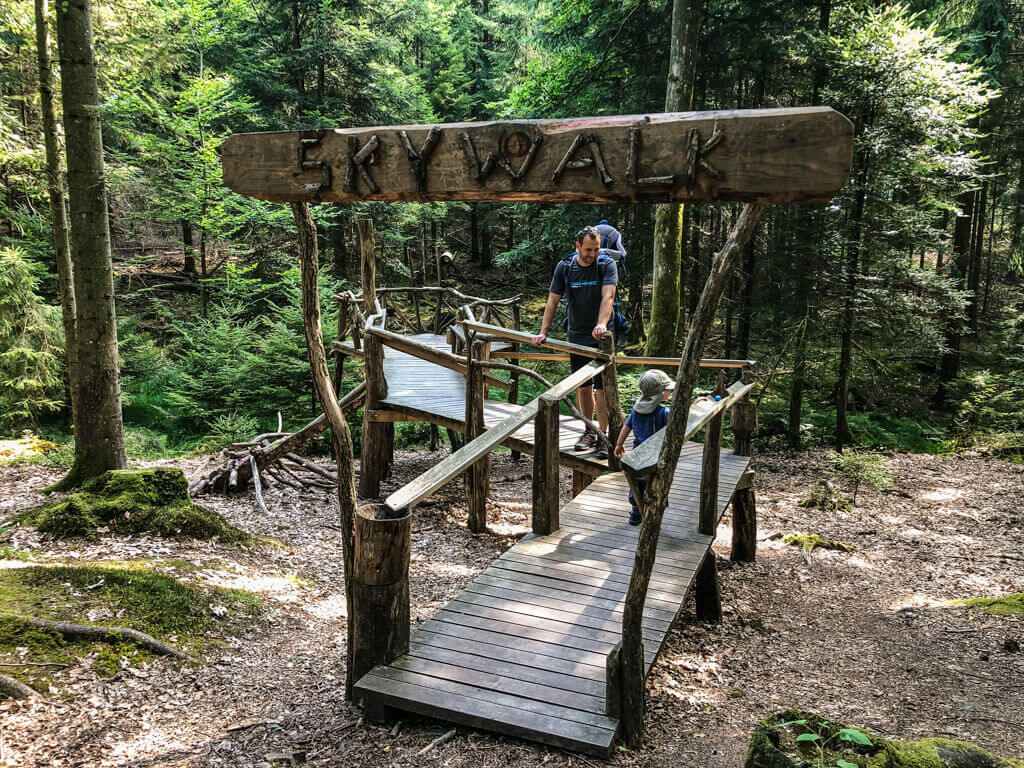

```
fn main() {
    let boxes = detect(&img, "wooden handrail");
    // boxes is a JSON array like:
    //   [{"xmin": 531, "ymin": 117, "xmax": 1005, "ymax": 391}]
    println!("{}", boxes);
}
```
[
  {"xmin": 336, "ymin": 287, "xmax": 520, "ymax": 306},
  {"xmin": 462, "ymin": 320, "xmax": 612, "ymax": 361},
  {"xmin": 621, "ymin": 380, "xmax": 756, "ymax": 477},
  {"xmin": 384, "ymin": 360, "xmax": 610, "ymax": 513},
  {"xmin": 490, "ymin": 350, "xmax": 757, "ymax": 368}
]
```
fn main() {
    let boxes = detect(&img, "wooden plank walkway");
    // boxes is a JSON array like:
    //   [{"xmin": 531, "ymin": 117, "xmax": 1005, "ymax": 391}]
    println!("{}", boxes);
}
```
[
  {"xmin": 375, "ymin": 334, "xmax": 607, "ymax": 473},
  {"xmin": 353, "ymin": 443, "xmax": 750, "ymax": 756}
]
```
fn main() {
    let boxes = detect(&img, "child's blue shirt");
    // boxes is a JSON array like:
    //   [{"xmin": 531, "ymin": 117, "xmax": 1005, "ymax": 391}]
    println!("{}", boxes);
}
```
[{"xmin": 625, "ymin": 404, "xmax": 669, "ymax": 447}]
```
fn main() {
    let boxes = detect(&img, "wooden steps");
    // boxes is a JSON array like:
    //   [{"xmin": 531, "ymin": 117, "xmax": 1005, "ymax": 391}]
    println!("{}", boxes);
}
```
[{"xmin": 352, "ymin": 446, "xmax": 750, "ymax": 756}]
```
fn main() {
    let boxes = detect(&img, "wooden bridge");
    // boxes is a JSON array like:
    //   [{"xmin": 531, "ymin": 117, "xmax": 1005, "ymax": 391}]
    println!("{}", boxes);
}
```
[{"xmin": 333, "ymin": 289, "xmax": 758, "ymax": 757}]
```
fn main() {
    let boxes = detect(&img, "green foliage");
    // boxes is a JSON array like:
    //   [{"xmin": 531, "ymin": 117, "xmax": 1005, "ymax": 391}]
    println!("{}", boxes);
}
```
[
  {"xmin": 781, "ymin": 533, "xmax": 855, "ymax": 554},
  {"xmin": 0, "ymin": 247, "xmax": 64, "ymax": 432},
  {"xmin": 830, "ymin": 451, "xmax": 894, "ymax": 505},
  {"xmin": 0, "ymin": 562, "xmax": 259, "ymax": 688},
  {"xmin": 955, "ymin": 593, "xmax": 1024, "ymax": 615},
  {"xmin": 15, "ymin": 468, "xmax": 252, "ymax": 542}
]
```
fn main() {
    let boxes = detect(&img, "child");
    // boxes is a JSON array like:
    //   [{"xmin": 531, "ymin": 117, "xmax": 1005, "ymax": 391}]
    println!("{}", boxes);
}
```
[{"xmin": 613, "ymin": 369, "xmax": 674, "ymax": 525}]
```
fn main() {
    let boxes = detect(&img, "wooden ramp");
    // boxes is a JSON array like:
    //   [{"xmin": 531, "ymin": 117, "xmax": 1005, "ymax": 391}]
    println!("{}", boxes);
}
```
[
  {"xmin": 353, "ymin": 443, "xmax": 749, "ymax": 756},
  {"xmin": 372, "ymin": 333, "xmax": 607, "ymax": 473}
]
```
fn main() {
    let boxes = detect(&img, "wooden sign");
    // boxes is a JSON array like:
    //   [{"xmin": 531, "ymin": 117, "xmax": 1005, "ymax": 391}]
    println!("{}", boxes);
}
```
[{"xmin": 221, "ymin": 108, "xmax": 853, "ymax": 205}]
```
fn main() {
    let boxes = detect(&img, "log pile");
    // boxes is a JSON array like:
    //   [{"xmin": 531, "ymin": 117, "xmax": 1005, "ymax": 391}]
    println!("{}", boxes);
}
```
[{"xmin": 189, "ymin": 384, "xmax": 365, "ymax": 498}]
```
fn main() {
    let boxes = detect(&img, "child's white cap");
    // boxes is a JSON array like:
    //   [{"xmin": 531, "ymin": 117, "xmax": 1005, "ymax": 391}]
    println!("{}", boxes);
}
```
[{"xmin": 635, "ymin": 369, "xmax": 675, "ymax": 414}]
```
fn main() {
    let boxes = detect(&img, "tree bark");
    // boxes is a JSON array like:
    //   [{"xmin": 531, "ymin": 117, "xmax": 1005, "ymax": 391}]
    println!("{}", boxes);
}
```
[
  {"xmin": 181, "ymin": 219, "xmax": 195, "ymax": 274},
  {"xmin": 646, "ymin": 0, "xmax": 700, "ymax": 355},
  {"xmin": 937, "ymin": 188, "xmax": 975, "ymax": 403},
  {"xmin": 619, "ymin": 203, "xmax": 763, "ymax": 747},
  {"xmin": 51, "ymin": 0, "xmax": 127, "ymax": 488},
  {"xmin": 290, "ymin": 202, "xmax": 361, "ymax": 700},
  {"xmin": 35, "ymin": 0, "xmax": 78, "ymax": 436}
]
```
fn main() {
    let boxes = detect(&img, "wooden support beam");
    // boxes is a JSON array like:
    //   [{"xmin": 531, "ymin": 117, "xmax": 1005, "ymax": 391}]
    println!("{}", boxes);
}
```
[
  {"xmin": 491, "ymin": 351, "xmax": 758, "ymax": 368},
  {"xmin": 572, "ymin": 469, "xmax": 594, "ymax": 497},
  {"xmin": 694, "ymin": 552, "xmax": 722, "ymax": 622},
  {"xmin": 360, "ymin": 333, "xmax": 389, "ymax": 498},
  {"xmin": 698, "ymin": 371, "xmax": 728, "ymax": 536},
  {"xmin": 465, "ymin": 340, "xmax": 489, "ymax": 533},
  {"xmin": 730, "ymin": 373, "xmax": 758, "ymax": 562},
  {"xmin": 600, "ymin": 334, "xmax": 624, "ymax": 472},
  {"xmin": 358, "ymin": 219, "xmax": 376, "ymax": 317},
  {"xmin": 531, "ymin": 395, "xmax": 560, "ymax": 535},
  {"xmin": 509, "ymin": 304, "xmax": 522, "ymax": 462},
  {"xmin": 223, "ymin": 109, "xmax": 853, "ymax": 205},
  {"xmin": 351, "ymin": 503, "xmax": 411, "ymax": 686},
  {"xmin": 366, "ymin": 410, "xmax": 421, "ymax": 423}
]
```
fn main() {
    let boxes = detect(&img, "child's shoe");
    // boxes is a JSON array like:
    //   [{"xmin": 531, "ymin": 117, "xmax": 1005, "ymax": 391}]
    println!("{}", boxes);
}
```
[{"xmin": 628, "ymin": 507, "xmax": 641, "ymax": 525}]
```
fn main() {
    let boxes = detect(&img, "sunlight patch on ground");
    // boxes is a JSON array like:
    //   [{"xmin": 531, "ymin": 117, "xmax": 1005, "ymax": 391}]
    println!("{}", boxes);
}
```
[
  {"xmin": 0, "ymin": 435, "xmax": 61, "ymax": 463},
  {"xmin": 201, "ymin": 568, "xmax": 310, "ymax": 603},
  {"xmin": 411, "ymin": 557, "xmax": 479, "ymax": 579},
  {"xmin": 305, "ymin": 593, "xmax": 347, "ymax": 620},
  {"xmin": 104, "ymin": 723, "xmax": 197, "ymax": 765},
  {"xmin": 921, "ymin": 487, "xmax": 963, "ymax": 502},
  {"xmin": 485, "ymin": 520, "xmax": 530, "ymax": 537}
]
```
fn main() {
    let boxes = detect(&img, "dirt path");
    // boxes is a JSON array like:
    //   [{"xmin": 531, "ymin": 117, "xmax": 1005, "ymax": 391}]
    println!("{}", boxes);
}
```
[{"xmin": 0, "ymin": 448, "xmax": 1021, "ymax": 767}]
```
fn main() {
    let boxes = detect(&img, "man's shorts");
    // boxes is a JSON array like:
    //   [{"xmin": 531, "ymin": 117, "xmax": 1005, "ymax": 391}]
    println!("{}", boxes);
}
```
[{"xmin": 568, "ymin": 336, "xmax": 612, "ymax": 391}]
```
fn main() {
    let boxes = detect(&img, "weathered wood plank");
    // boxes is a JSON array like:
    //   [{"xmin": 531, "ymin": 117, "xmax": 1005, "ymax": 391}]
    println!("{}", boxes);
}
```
[
  {"xmin": 354, "ymin": 673, "xmax": 617, "ymax": 756},
  {"xmin": 463, "ymin": 321, "xmax": 611, "ymax": 360},
  {"xmin": 223, "ymin": 109, "xmax": 853, "ymax": 205}
]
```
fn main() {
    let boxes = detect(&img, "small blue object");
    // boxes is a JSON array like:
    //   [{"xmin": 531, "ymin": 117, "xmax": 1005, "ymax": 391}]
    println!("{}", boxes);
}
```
[{"xmin": 714, "ymin": 395, "xmax": 722, "ymax": 401}]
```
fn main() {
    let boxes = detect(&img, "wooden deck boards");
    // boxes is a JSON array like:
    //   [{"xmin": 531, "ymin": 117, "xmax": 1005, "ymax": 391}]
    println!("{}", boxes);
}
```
[
  {"xmin": 353, "ymin": 445, "xmax": 750, "ymax": 756},
  {"xmin": 377, "ymin": 334, "xmax": 605, "ymax": 472}
]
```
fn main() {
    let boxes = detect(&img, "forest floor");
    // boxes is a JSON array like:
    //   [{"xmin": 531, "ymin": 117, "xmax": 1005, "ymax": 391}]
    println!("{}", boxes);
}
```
[{"xmin": 0, "ymin": 447, "xmax": 1022, "ymax": 768}]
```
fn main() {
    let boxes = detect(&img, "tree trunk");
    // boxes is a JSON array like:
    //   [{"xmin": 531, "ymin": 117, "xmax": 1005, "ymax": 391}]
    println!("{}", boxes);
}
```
[
  {"xmin": 737, "ymin": 234, "xmax": 756, "ymax": 360},
  {"xmin": 35, "ymin": 0, "xmax": 79, "ymax": 434},
  {"xmin": 290, "ymin": 202, "xmax": 360, "ymax": 699},
  {"xmin": 618, "ymin": 204, "xmax": 764, "ymax": 748},
  {"xmin": 937, "ymin": 188, "xmax": 975, "ymax": 403},
  {"xmin": 51, "ymin": 0, "xmax": 126, "ymax": 489},
  {"xmin": 469, "ymin": 204, "xmax": 480, "ymax": 263},
  {"xmin": 330, "ymin": 207, "xmax": 347, "ymax": 279},
  {"xmin": 673, "ymin": 204, "xmax": 691, "ymax": 341},
  {"xmin": 968, "ymin": 183, "xmax": 986, "ymax": 335},
  {"xmin": 646, "ymin": 0, "xmax": 700, "ymax": 355},
  {"xmin": 181, "ymin": 219, "xmax": 195, "ymax": 274}
]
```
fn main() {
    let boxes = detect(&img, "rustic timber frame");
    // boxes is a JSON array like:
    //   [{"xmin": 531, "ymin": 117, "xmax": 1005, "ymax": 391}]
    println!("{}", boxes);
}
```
[{"xmin": 222, "ymin": 107, "xmax": 853, "ymax": 751}]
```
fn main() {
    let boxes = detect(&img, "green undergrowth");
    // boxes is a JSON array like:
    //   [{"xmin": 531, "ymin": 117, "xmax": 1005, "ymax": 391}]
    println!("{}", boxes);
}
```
[
  {"xmin": 954, "ymin": 593, "xmax": 1024, "ymax": 615},
  {"xmin": 0, "ymin": 563, "xmax": 259, "ymax": 691},
  {"xmin": 782, "ymin": 533, "xmax": 855, "ymax": 553},
  {"xmin": 15, "ymin": 468, "xmax": 253, "ymax": 543},
  {"xmin": 746, "ymin": 709, "xmax": 1022, "ymax": 768}
]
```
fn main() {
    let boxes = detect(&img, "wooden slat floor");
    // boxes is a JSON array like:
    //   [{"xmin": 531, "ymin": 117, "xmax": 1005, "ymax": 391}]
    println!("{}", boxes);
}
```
[
  {"xmin": 378, "ymin": 334, "xmax": 606, "ymax": 471},
  {"xmin": 353, "ymin": 441, "xmax": 750, "ymax": 756}
]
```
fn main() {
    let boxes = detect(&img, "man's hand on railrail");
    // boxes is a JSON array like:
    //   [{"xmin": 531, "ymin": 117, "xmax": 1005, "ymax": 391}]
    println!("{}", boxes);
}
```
[
  {"xmin": 591, "ymin": 323, "xmax": 608, "ymax": 340},
  {"xmin": 532, "ymin": 331, "xmax": 548, "ymax": 346}
]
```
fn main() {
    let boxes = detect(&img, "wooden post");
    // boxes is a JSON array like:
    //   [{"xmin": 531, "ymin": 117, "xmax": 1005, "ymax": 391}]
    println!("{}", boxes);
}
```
[
  {"xmin": 465, "ymin": 339, "xmax": 489, "ymax": 532},
  {"xmin": 694, "ymin": 551, "xmax": 722, "ymax": 622},
  {"xmin": 358, "ymin": 219, "xmax": 390, "ymax": 497},
  {"xmin": 433, "ymin": 243, "xmax": 443, "ymax": 334},
  {"xmin": 360, "ymin": 333, "xmax": 388, "ymax": 498},
  {"xmin": 508, "ymin": 304, "xmax": 522, "ymax": 462},
  {"xmin": 351, "ymin": 503, "xmax": 411, "ymax": 688},
  {"xmin": 699, "ymin": 370, "xmax": 728, "ymax": 536},
  {"xmin": 730, "ymin": 367, "xmax": 757, "ymax": 562},
  {"xmin": 599, "ymin": 333, "xmax": 624, "ymax": 471},
  {"xmin": 532, "ymin": 394, "xmax": 560, "ymax": 535},
  {"xmin": 358, "ymin": 219, "xmax": 376, "ymax": 317},
  {"xmin": 572, "ymin": 469, "xmax": 593, "ymax": 496},
  {"xmin": 605, "ymin": 641, "xmax": 623, "ymax": 719},
  {"xmin": 332, "ymin": 300, "xmax": 347, "ymax": 395}
]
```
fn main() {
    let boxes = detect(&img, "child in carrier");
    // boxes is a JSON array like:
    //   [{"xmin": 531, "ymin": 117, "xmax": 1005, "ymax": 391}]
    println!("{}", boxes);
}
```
[{"xmin": 613, "ymin": 369, "xmax": 675, "ymax": 525}]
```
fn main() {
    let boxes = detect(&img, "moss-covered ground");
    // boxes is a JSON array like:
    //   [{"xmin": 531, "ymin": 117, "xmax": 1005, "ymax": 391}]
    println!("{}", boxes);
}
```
[
  {"xmin": 0, "ymin": 563, "xmax": 259, "ymax": 691},
  {"xmin": 955, "ymin": 593, "xmax": 1024, "ymax": 615},
  {"xmin": 782, "ymin": 532, "xmax": 855, "ymax": 553},
  {"xmin": 746, "ymin": 710, "xmax": 1023, "ymax": 768},
  {"xmin": 15, "ymin": 468, "xmax": 252, "ymax": 543}
]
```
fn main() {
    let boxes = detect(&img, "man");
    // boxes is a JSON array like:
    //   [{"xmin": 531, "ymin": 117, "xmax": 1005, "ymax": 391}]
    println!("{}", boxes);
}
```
[
  {"xmin": 532, "ymin": 226, "xmax": 618, "ymax": 458},
  {"xmin": 595, "ymin": 219, "xmax": 626, "ymax": 266}
]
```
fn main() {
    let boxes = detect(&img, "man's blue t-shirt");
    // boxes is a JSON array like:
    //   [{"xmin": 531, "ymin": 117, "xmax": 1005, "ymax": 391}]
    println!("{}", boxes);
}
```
[
  {"xmin": 549, "ymin": 256, "xmax": 618, "ymax": 345},
  {"xmin": 626, "ymin": 404, "xmax": 669, "ymax": 448}
]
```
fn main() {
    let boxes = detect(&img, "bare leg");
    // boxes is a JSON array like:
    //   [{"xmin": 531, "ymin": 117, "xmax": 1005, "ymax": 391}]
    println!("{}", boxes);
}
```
[
  {"xmin": 595, "ymin": 389, "xmax": 608, "ymax": 432},
  {"xmin": 577, "ymin": 386, "xmax": 595, "ymax": 425}
]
